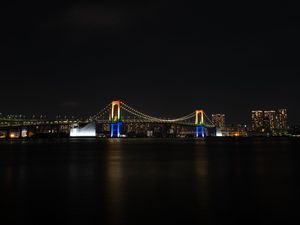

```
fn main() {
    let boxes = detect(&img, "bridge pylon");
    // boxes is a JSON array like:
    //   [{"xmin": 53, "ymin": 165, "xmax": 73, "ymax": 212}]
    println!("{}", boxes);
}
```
[
  {"xmin": 110, "ymin": 100, "xmax": 122, "ymax": 138},
  {"xmin": 195, "ymin": 110, "xmax": 205, "ymax": 138}
]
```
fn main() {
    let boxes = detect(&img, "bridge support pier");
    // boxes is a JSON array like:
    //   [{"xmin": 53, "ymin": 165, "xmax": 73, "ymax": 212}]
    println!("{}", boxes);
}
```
[
  {"xmin": 195, "ymin": 110, "xmax": 205, "ymax": 138},
  {"xmin": 110, "ymin": 122, "xmax": 122, "ymax": 138},
  {"xmin": 110, "ymin": 100, "xmax": 122, "ymax": 138},
  {"xmin": 196, "ymin": 125, "xmax": 205, "ymax": 138}
]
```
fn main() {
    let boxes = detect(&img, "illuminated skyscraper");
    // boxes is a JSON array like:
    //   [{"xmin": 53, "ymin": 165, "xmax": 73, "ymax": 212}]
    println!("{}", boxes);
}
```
[
  {"xmin": 277, "ymin": 109, "xmax": 288, "ymax": 129},
  {"xmin": 212, "ymin": 114, "xmax": 225, "ymax": 128},
  {"xmin": 251, "ymin": 109, "xmax": 288, "ymax": 135},
  {"xmin": 264, "ymin": 111, "xmax": 276, "ymax": 133},
  {"xmin": 251, "ymin": 110, "xmax": 264, "ymax": 132}
]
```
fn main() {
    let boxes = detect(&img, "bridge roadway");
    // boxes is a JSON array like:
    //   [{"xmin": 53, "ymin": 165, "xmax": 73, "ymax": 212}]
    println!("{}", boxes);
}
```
[
  {"xmin": 0, "ymin": 119, "xmax": 80, "ymax": 128},
  {"xmin": 0, "ymin": 119, "xmax": 215, "ymax": 128},
  {"xmin": 0, "ymin": 120, "xmax": 215, "ymax": 139}
]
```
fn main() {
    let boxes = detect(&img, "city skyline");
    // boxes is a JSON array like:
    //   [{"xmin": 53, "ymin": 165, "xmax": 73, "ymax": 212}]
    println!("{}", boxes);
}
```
[
  {"xmin": 0, "ymin": 105, "xmax": 292, "ymax": 126},
  {"xmin": 0, "ymin": 100, "xmax": 292, "ymax": 138}
]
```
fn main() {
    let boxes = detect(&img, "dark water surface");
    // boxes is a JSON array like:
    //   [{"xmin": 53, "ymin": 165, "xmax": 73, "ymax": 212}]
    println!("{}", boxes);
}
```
[{"xmin": 1, "ymin": 138, "xmax": 300, "ymax": 225}]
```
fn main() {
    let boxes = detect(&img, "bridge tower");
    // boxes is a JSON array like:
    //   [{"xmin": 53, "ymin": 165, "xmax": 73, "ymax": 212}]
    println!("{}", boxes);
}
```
[
  {"xmin": 110, "ymin": 100, "xmax": 122, "ymax": 137},
  {"xmin": 195, "ymin": 110, "xmax": 205, "ymax": 138}
]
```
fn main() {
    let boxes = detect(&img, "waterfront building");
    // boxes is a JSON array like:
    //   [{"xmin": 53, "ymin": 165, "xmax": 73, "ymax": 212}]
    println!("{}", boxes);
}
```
[
  {"xmin": 251, "ymin": 109, "xmax": 288, "ymax": 136},
  {"xmin": 277, "ymin": 109, "xmax": 288, "ymax": 130},
  {"xmin": 264, "ymin": 111, "xmax": 276, "ymax": 133},
  {"xmin": 212, "ymin": 114, "xmax": 225, "ymax": 128},
  {"xmin": 251, "ymin": 110, "xmax": 264, "ymax": 132}
]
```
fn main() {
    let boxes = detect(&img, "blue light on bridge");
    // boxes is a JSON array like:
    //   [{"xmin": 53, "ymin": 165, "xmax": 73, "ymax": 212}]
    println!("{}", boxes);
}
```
[
  {"xmin": 196, "ymin": 125, "xmax": 205, "ymax": 138},
  {"xmin": 117, "ymin": 122, "xmax": 121, "ymax": 138},
  {"xmin": 201, "ymin": 126, "xmax": 205, "ymax": 138},
  {"xmin": 110, "ymin": 122, "xmax": 122, "ymax": 138},
  {"xmin": 110, "ymin": 123, "xmax": 114, "ymax": 138}
]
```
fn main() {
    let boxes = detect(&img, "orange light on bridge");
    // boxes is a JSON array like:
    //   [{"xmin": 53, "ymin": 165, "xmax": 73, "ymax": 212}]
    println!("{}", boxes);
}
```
[
  {"xmin": 111, "ymin": 100, "xmax": 121, "ymax": 121},
  {"xmin": 195, "ymin": 110, "xmax": 204, "ymax": 125}
]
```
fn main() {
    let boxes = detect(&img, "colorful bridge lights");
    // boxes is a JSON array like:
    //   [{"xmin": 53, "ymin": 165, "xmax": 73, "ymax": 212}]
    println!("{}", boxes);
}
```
[
  {"xmin": 108, "ymin": 100, "xmax": 209, "ymax": 138},
  {"xmin": 110, "ymin": 122, "xmax": 122, "ymax": 138},
  {"xmin": 196, "ymin": 126, "xmax": 205, "ymax": 138}
]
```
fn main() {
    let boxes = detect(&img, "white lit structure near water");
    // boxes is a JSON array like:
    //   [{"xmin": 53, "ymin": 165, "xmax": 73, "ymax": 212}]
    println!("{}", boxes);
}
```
[{"xmin": 70, "ymin": 122, "xmax": 96, "ymax": 137}]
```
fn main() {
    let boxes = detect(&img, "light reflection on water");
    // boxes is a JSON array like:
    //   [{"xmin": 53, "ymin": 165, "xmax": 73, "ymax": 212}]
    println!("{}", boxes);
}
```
[
  {"xmin": 105, "ymin": 139, "xmax": 124, "ymax": 225},
  {"xmin": 0, "ymin": 138, "xmax": 299, "ymax": 225}
]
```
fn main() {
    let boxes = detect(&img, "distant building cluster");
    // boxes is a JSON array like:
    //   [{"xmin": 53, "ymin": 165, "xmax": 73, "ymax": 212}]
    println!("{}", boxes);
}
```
[
  {"xmin": 251, "ymin": 109, "xmax": 288, "ymax": 136},
  {"xmin": 210, "ymin": 108, "xmax": 289, "ymax": 137},
  {"xmin": 212, "ymin": 114, "xmax": 225, "ymax": 128},
  {"xmin": 211, "ymin": 114, "xmax": 248, "ymax": 137}
]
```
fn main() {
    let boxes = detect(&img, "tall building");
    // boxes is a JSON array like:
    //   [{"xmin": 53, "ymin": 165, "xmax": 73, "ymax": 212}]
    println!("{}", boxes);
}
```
[
  {"xmin": 251, "ymin": 110, "xmax": 264, "ymax": 132},
  {"xmin": 251, "ymin": 109, "xmax": 288, "ymax": 135},
  {"xmin": 264, "ymin": 111, "xmax": 276, "ymax": 133},
  {"xmin": 277, "ymin": 109, "xmax": 288, "ymax": 130},
  {"xmin": 212, "ymin": 114, "xmax": 225, "ymax": 128}
]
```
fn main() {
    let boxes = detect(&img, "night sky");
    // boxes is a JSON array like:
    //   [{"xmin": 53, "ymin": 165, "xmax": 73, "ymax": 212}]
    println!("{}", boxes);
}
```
[{"xmin": 1, "ymin": 1, "xmax": 300, "ymax": 124}]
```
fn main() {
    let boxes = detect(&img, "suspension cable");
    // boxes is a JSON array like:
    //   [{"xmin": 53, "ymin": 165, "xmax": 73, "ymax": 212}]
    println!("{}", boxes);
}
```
[
  {"xmin": 204, "ymin": 112, "xmax": 214, "ymax": 126},
  {"xmin": 121, "ymin": 101, "xmax": 195, "ymax": 122},
  {"xmin": 90, "ymin": 103, "xmax": 112, "ymax": 120}
]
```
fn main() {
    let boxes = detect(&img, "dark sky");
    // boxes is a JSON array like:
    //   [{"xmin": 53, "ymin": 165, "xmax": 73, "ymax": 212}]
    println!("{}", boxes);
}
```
[{"xmin": 1, "ymin": 1, "xmax": 300, "ymax": 124}]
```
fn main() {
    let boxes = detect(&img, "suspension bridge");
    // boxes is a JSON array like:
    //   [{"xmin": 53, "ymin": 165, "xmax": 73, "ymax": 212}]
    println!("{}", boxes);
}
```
[
  {"xmin": 0, "ymin": 100, "xmax": 215, "ymax": 139},
  {"xmin": 87, "ymin": 100, "xmax": 215, "ymax": 138}
]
